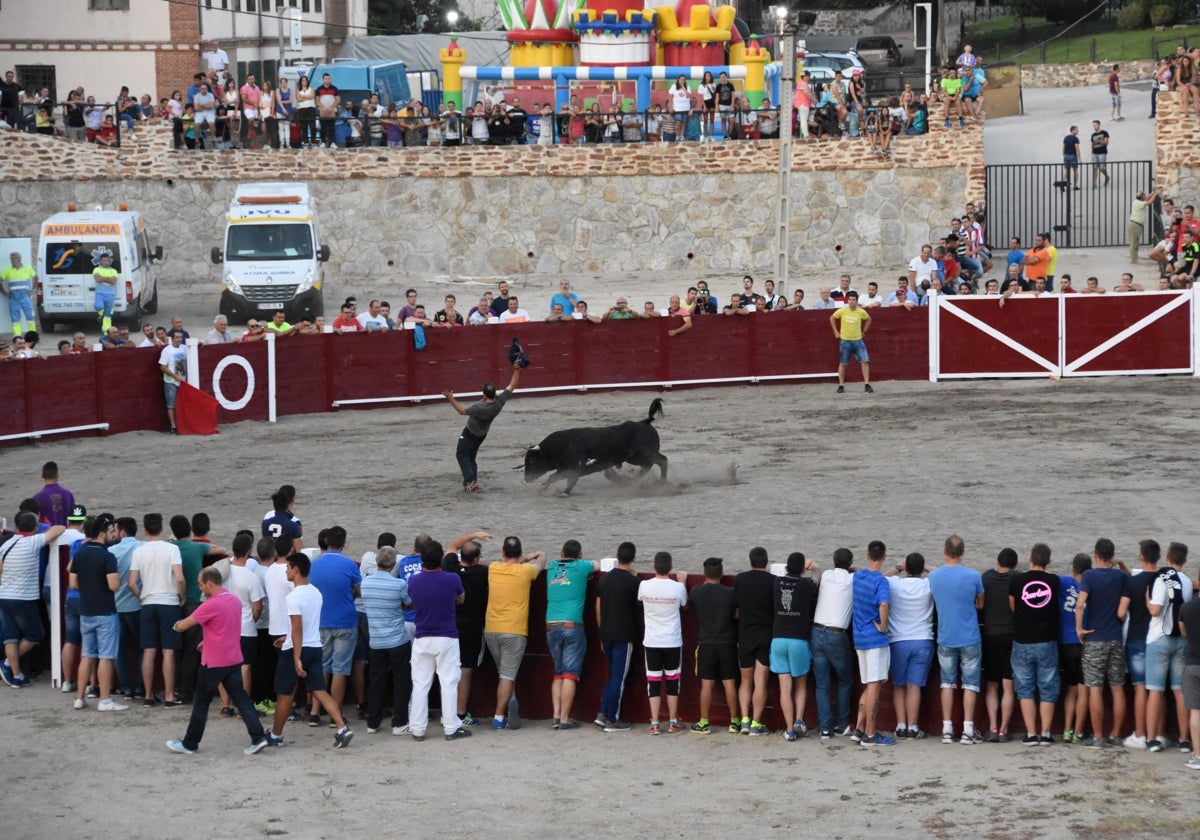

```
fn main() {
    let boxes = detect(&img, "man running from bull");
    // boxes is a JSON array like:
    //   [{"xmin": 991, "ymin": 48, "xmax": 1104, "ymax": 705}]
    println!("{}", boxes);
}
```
[{"xmin": 443, "ymin": 358, "xmax": 523, "ymax": 493}]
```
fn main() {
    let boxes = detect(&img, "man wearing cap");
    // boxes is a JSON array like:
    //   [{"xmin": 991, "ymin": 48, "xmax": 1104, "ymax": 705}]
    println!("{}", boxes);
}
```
[
  {"xmin": 0, "ymin": 512, "xmax": 65, "ymax": 688},
  {"xmin": 831, "ymin": 290, "xmax": 873, "ymax": 395},
  {"xmin": 69, "ymin": 512, "xmax": 127, "ymax": 711},
  {"xmin": 442, "ymin": 361, "xmax": 522, "ymax": 493}
]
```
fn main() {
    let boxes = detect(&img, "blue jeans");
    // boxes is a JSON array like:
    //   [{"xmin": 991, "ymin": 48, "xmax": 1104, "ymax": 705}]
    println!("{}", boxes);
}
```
[
  {"xmin": 1011, "ymin": 640, "xmax": 1059, "ymax": 702},
  {"xmin": 810, "ymin": 626, "xmax": 853, "ymax": 731},
  {"xmin": 547, "ymin": 626, "xmax": 586, "ymax": 678},
  {"xmin": 600, "ymin": 640, "xmax": 631, "ymax": 722}
]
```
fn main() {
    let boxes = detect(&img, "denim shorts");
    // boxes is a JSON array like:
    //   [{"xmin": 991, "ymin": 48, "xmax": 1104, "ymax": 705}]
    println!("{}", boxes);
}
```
[
  {"xmin": 1126, "ymin": 639, "xmax": 1147, "ymax": 686},
  {"xmin": 839, "ymin": 338, "xmax": 869, "ymax": 365},
  {"xmin": 1146, "ymin": 636, "xmax": 1186, "ymax": 692},
  {"xmin": 937, "ymin": 642, "xmax": 982, "ymax": 692},
  {"xmin": 163, "ymin": 382, "xmax": 179, "ymax": 409},
  {"xmin": 890, "ymin": 639, "xmax": 935, "ymax": 687},
  {"xmin": 80, "ymin": 613, "xmax": 120, "ymax": 660},
  {"xmin": 546, "ymin": 626, "xmax": 587, "ymax": 679},
  {"xmin": 64, "ymin": 597, "xmax": 82, "ymax": 645},
  {"xmin": 320, "ymin": 626, "xmax": 356, "ymax": 676},
  {"xmin": 0, "ymin": 598, "xmax": 45, "ymax": 645},
  {"xmin": 1011, "ymin": 640, "xmax": 1060, "ymax": 702},
  {"xmin": 769, "ymin": 637, "xmax": 812, "ymax": 678}
]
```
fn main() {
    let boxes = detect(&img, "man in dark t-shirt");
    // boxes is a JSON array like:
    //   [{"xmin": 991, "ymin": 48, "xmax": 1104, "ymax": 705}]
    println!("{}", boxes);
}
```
[
  {"xmin": 68, "ymin": 513, "xmax": 125, "ymax": 711},
  {"xmin": 981, "ymin": 549, "xmax": 1017, "ymax": 741},
  {"xmin": 452, "ymin": 540, "xmax": 490, "ymax": 726},
  {"xmin": 595, "ymin": 540, "xmax": 641, "ymax": 730},
  {"xmin": 1009, "ymin": 543, "xmax": 1061, "ymax": 744},
  {"xmin": 443, "ymin": 361, "xmax": 521, "ymax": 492},
  {"xmin": 1179, "ymin": 596, "xmax": 1200, "ymax": 767},
  {"xmin": 1076, "ymin": 538, "xmax": 1131, "ymax": 746},
  {"xmin": 1118, "ymin": 539, "xmax": 1161, "ymax": 748},
  {"xmin": 733, "ymin": 546, "xmax": 776, "ymax": 735},
  {"xmin": 688, "ymin": 557, "xmax": 738, "ymax": 734}
]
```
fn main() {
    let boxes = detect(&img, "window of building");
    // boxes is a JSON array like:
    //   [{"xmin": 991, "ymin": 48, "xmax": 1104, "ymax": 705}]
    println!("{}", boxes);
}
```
[
  {"xmin": 314, "ymin": 0, "xmax": 322, "ymax": 11},
  {"xmin": 88, "ymin": 0, "xmax": 130, "ymax": 9},
  {"xmin": 247, "ymin": 0, "xmax": 255, "ymax": 10}
]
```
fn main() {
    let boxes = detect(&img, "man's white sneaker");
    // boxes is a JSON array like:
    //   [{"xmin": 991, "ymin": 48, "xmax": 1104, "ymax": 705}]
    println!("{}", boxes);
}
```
[
  {"xmin": 392, "ymin": 725, "xmax": 411, "ymax": 736},
  {"xmin": 1123, "ymin": 733, "xmax": 1147, "ymax": 749},
  {"xmin": 73, "ymin": 698, "xmax": 87, "ymax": 710},
  {"xmin": 98, "ymin": 698, "xmax": 129, "ymax": 712}
]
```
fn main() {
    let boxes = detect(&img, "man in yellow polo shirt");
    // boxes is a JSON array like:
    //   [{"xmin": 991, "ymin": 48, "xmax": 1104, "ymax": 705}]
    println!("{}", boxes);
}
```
[
  {"xmin": 484, "ymin": 536, "xmax": 546, "ymax": 731},
  {"xmin": 0, "ymin": 251, "xmax": 37, "ymax": 338},
  {"xmin": 92, "ymin": 252, "xmax": 118, "ymax": 331},
  {"xmin": 831, "ymin": 290, "xmax": 872, "ymax": 394}
]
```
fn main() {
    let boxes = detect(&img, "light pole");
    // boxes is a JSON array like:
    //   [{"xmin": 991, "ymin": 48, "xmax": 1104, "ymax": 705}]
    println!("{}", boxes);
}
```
[
  {"xmin": 447, "ymin": 10, "xmax": 460, "ymax": 30},
  {"xmin": 772, "ymin": 6, "xmax": 798, "ymax": 295}
]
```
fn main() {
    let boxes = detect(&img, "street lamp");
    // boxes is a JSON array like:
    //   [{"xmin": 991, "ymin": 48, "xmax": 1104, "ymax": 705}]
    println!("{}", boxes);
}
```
[
  {"xmin": 773, "ymin": 7, "xmax": 800, "ymax": 294},
  {"xmin": 447, "ymin": 10, "xmax": 459, "ymax": 30}
]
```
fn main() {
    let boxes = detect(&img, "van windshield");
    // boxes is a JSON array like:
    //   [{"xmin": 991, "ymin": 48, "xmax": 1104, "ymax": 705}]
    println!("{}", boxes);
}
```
[
  {"xmin": 227, "ymin": 224, "xmax": 314, "ymax": 261},
  {"xmin": 43, "ymin": 242, "xmax": 122, "ymax": 275}
]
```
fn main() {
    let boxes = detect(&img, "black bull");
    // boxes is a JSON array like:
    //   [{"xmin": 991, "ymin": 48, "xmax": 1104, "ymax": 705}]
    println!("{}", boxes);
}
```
[{"xmin": 522, "ymin": 398, "xmax": 669, "ymax": 495}]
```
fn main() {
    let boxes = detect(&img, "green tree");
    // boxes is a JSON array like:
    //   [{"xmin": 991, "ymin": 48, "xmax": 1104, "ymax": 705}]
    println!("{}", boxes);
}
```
[{"xmin": 369, "ymin": 0, "xmax": 457, "ymax": 35}]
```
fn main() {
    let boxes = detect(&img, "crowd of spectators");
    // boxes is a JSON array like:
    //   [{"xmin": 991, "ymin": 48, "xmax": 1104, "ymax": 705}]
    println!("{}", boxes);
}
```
[{"xmin": 2, "ymin": 472, "xmax": 1199, "ymax": 760}]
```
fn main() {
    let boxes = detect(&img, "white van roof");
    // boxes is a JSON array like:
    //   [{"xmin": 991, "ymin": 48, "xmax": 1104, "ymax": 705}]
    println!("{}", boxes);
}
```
[
  {"xmin": 41, "ymin": 209, "xmax": 143, "ymax": 238},
  {"xmin": 229, "ymin": 183, "xmax": 314, "ymax": 223}
]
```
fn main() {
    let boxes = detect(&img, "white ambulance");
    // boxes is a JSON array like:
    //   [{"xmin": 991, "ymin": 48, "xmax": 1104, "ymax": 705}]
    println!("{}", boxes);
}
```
[
  {"xmin": 212, "ymin": 183, "xmax": 329, "ymax": 324},
  {"xmin": 36, "ymin": 205, "xmax": 163, "ymax": 332}
]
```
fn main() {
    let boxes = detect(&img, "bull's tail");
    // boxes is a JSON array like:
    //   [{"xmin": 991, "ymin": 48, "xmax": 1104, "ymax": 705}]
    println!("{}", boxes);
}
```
[{"xmin": 644, "ymin": 398, "xmax": 664, "ymax": 424}]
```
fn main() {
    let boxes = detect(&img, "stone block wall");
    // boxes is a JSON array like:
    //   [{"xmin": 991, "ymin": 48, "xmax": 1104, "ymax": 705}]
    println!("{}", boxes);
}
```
[
  {"xmin": 1020, "ymin": 59, "xmax": 1155, "ymax": 89},
  {"xmin": 0, "ymin": 120, "xmax": 982, "ymax": 285},
  {"xmin": 1153, "ymin": 90, "xmax": 1200, "ymax": 201}
]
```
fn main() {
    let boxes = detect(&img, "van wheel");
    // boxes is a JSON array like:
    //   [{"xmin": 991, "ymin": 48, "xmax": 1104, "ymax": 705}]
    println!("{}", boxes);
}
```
[
  {"xmin": 124, "ymin": 310, "xmax": 142, "ymax": 331},
  {"xmin": 40, "ymin": 318, "xmax": 56, "ymax": 334},
  {"xmin": 144, "ymin": 284, "xmax": 159, "ymax": 315}
]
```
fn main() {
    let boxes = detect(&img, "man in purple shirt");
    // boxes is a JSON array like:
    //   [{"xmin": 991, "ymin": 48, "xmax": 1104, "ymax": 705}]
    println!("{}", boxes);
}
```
[
  {"xmin": 407, "ymin": 539, "xmax": 469, "ymax": 742},
  {"xmin": 33, "ymin": 461, "xmax": 74, "ymax": 527}
]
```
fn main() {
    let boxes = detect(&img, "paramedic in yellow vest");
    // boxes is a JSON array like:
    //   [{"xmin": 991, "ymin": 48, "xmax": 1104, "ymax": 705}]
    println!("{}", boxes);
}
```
[
  {"xmin": 92, "ymin": 252, "xmax": 118, "ymax": 331},
  {"xmin": 0, "ymin": 251, "xmax": 37, "ymax": 338}
]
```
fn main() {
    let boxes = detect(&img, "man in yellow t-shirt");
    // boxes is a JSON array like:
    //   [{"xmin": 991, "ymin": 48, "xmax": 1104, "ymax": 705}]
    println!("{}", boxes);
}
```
[
  {"xmin": 1, "ymin": 251, "xmax": 37, "ymax": 337},
  {"xmin": 92, "ymin": 252, "xmax": 119, "ymax": 331},
  {"xmin": 831, "ymin": 290, "xmax": 872, "ymax": 394},
  {"xmin": 484, "ymin": 536, "xmax": 546, "ymax": 730}
]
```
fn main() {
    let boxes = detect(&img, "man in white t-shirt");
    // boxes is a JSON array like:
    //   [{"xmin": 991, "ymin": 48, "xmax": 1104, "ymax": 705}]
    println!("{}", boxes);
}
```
[
  {"xmin": 810, "ymin": 547, "xmax": 854, "ymax": 738},
  {"xmin": 887, "ymin": 551, "xmax": 935, "ymax": 739},
  {"xmin": 158, "ymin": 332, "xmax": 187, "ymax": 435},
  {"xmin": 356, "ymin": 299, "xmax": 391, "ymax": 332},
  {"xmin": 637, "ymin": 552, "xmax": 688, "ymax": 734},
  {"xmin": 0, "ymin": 513, "xmax": 65, "ymax": 688},
  {"xmin": 266, "ymin": 553, "xmax": 353, "ymax": 748},
  {"xmin": 1145, "ymin": 541, "xmax": 1193, "ymax": 751},
  {"xmin": 498, "ymin": 295, "xmax": 530, "ymax": 323},
  {"xmin": 127, "ymin": 513, "xmax": 185, "ymax": 706},
  {"xmin": 203, "ymin": 41, "xmax": 229, "ymax": 75},
  {"xmin": 860, "ymin": 281, "xmax": 885, "ymax": 308},
  {"xmin": 908, "ymin": 244, "xmax": 939, "ymax": 288},
  {"xmin": 224, "ymin": 533, "xmax": 265, "ymax": 700}
]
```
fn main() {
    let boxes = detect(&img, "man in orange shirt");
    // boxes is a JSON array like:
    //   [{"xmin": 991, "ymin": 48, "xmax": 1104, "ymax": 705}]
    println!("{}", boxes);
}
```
[{"xmin": 1023, "ymin": 233, "xmax": 1049, "ymax": 286}]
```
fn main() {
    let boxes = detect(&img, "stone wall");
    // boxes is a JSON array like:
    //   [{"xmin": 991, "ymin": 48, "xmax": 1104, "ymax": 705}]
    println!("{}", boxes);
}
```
[
  {"xmin": 0, "ymin": 121, "xmax": 983, "ymax": 284},
  {"xmin": 1153, "ymin": 90, "xmax": 1200, "ymax": 201},
  {"xmin": 1020, "ymin": 59, "xmax": 1155, "ymax": 89}
]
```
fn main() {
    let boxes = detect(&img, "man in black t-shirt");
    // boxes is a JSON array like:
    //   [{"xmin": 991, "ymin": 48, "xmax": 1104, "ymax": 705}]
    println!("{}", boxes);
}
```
[
  {"xmin": 981, "ymin": 548, "xmax": 1017, "ymax": 741},
  {"xmin": 1090, "ymin": 120, "xmax": 1110, "ymax": 188},
  {"xmin": 594, "ymin": 541, "xmax": 641, "ymax": 731},
  {"xmin": 773, "ymin": 553, "xmax": 819, "ymax": 742},
  {"xmin": 1009, "ymin": 543, "xmax": 1061, "ymax": 744},
  {"xmin": 450, "ymin": 540, "xmax": 489, "ymax": 726},
  {"xmin": 715, "ymin": 71, "xmax": 735, "ymax": 139},
  {"xmin": 733, "ymin": 546, "xmax": 776, "ymax": 735},
  {"xmin": 1119, "ymin": 539, "xmax": 1161, "ymax": 748},
  {"xmin": 0, "ymin": 70, "xmax": 21, "ymax": 126},
  {"xmin": 69, "ymin": 512, "xmax": 127, "ymax": 712},
  {"xmin": 688, "ymin": 557, "xmax": 738, "ymax": 734},
  {"xmin": 1179, "ymin": 594, "xmax": 1200, "ymax": 768}
]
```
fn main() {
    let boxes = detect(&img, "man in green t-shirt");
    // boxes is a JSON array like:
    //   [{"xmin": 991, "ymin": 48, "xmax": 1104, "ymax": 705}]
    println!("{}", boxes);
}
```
[
  {"xmin": 168, "ymin": 513, "xmax": 226, "ymax": 702},
  {"xmin": 545, "ymin": 540, "xmax": 599, "ymax": 729},
  {"xmin": 940, "ymin": 66, "xmax": 965, "ymax": 128},
  {"xmin": 92, "ymin": 252, "xmax": 119, "ymax": 331}
]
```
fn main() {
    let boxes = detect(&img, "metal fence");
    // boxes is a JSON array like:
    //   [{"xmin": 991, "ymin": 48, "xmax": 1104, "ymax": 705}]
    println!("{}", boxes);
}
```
[{"xmin": 985, "ymin": 160, "xmax": 1155, "ymax": 249}]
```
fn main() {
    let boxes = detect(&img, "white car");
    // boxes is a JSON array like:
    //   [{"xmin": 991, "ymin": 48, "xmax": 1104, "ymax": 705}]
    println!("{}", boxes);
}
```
[{"xmin": 800, "ymin": 52, "xmax": 867, "ymax": 83}]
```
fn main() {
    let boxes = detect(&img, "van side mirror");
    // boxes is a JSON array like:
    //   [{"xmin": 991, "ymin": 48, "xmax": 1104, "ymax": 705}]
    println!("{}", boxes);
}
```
[
  {"xmin": 211, "ymin": 246, "xmax": 223, "ymax": 265},
  {"xmin": 152, "ymin": 245, "xmax": 164, "ymax": 262},
  {"xmin": 318, "ymin": 244, "xmax": 331, "ymax": 263}
]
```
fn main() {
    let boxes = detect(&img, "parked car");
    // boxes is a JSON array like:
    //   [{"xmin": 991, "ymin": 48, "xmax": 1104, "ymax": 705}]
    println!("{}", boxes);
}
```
[
  {"xmin": 854, "ymin": 36, "xmax": 904, "ymax": 68},
  {"xmin": 800, "ymin": 52, "xmax": 867, "ymax": 83}
]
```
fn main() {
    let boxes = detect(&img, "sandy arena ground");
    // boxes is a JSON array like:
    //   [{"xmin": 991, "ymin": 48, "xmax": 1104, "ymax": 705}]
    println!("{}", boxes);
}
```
[{"xmin": 3, "ymin": 375, "xmax": 1200, "ymax": 840}]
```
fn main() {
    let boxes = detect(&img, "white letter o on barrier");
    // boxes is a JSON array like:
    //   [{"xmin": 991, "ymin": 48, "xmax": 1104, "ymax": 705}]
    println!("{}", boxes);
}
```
[{"xmin": 212, "ymin": 355, "xmax": 256, "ymax": 411}]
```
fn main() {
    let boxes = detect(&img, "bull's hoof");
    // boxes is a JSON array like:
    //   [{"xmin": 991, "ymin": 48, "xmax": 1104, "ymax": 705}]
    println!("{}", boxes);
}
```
[{"xmin": 558, "ymin": 491, "xmax": 571, "ymax": 498}]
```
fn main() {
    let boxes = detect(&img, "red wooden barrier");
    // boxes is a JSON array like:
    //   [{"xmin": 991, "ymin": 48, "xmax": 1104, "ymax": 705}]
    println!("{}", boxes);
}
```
[
  {"xmin": 1064, "ymin": 291, "xmax": 1192, "ymax": 376},
  {"xmin": 936, "ymin": 296, "xmax": 1059, "ymax": 378}
]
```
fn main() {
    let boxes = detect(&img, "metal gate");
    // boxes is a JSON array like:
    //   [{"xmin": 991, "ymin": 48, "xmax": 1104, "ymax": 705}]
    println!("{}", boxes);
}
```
[{"xmin": 985, "ymin": 160, "xmax": 1155, "ymax": 249}]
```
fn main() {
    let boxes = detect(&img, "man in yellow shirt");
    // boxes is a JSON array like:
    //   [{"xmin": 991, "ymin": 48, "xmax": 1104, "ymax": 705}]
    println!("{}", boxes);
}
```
[
  {"xmin": 831, "ymin": 290, "xmax": 872, "ymax": 394},
  {"xmin": 92, "ymin": 252, "xmax": 119, "ymax": 331},
  {"xmin": 484, "ymin": 536, "xmax": 546, "ymax": 730},
  {"xmin": 0, "ymin": 252, "xmax": 37, "ymax": 338}
]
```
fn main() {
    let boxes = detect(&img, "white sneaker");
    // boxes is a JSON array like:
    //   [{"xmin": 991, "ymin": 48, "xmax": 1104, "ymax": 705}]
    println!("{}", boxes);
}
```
[
  {"xmin": 1123, "ymin": 733, "xmax": 1147, "ymax": 749},
  {"xmin": 392, "ymin": 724, "xmax": 411, "ymax": 736},
  {"xmin": 98, "ymin": 698, "xmax": 129, "ymax": 712},
  {"xmin": 73, "ymin": 698, "xmax": 87, "ymax": 710},
  {"xmin": 61, "ymin": 681, "xmax": 76, "ymax": 693}
]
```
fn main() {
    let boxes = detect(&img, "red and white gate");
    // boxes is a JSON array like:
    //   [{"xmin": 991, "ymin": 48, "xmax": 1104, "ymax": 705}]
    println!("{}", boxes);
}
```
[{"xmin": 930, "ymin": 291, "xmax": 1195, "ymax": 380}]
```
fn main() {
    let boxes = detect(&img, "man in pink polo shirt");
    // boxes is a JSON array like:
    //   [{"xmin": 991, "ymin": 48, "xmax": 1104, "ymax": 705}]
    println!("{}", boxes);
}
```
[{"xmin": 165, "ymin": 567, "xmax": 269, "ymax": 755}]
